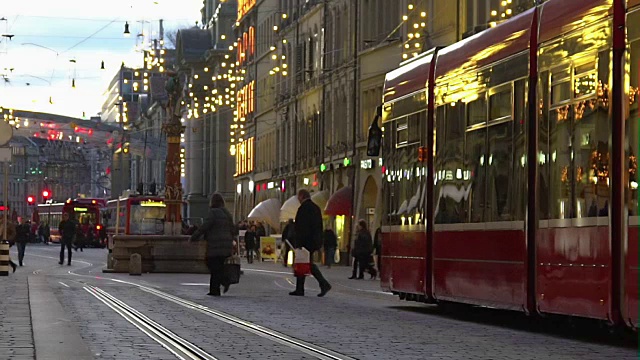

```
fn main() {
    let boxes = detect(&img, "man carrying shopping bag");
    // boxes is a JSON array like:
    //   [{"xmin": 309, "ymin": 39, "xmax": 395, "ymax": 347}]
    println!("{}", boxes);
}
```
[{"xmin": 289, "ymin": 189, "xmax": 331, "ymax": 297}]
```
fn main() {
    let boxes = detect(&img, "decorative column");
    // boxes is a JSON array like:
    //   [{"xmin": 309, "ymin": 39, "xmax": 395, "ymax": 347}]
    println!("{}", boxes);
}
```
[{"xmin": 162, "ymin": 71, "xmax": 186, "ymax": 233}]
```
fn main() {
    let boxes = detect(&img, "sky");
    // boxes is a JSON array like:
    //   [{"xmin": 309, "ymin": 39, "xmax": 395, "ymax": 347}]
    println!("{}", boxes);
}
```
[{"xmin": 0, "ymin": 0, "xmax": 202, "ymax": 119}]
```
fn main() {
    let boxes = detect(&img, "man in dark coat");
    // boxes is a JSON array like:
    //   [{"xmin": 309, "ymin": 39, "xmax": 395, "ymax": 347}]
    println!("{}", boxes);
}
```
[
  {"xmin": 15, "ymin": 220, "xmax": 30, "ymax": 266},
  {"xmin": 289, "ymin": 189, "xmax": 331, "ymax": 297},
  {"xmin": 58, "ymin": 213, "xmax": 76, "ymax": 265}
]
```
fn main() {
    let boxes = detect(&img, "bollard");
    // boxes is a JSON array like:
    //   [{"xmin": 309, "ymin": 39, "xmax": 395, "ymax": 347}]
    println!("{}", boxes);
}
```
[
  {"xmin": 129, "ymin": 253, "xmax": 142, "ymax": 276},
  {"xmin": 0, "ymin": 240, "xmax": 10, "ymax": 276}
]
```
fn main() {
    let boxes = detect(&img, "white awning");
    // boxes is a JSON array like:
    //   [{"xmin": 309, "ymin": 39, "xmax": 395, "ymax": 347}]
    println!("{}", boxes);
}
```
[
  {"xmin": 279, "ymin": 196, "xmax": 300, "ymax": 222},
  {"xmin": 247, "ymin": 198, "xmax": 281, "ymax": 229}
]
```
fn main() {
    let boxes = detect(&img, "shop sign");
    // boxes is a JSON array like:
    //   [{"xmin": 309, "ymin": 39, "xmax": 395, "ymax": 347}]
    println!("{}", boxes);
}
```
[{"xmin": 360, "ymin": 159, "xmax": 376, "ymax": 170}]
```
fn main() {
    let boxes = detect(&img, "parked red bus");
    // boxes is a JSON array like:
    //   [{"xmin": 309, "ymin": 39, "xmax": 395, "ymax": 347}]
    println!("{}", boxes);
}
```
[
  {"xmin": 105, "ymin": 196, "xmax": 166, "ymax": 236},
  {"xmin": 37, "ymin": 198, "xmax": 107, "ymax": 246},
  {"xmin": 375, "ymin": 0, "xmax": 638, "ymax": 329}
]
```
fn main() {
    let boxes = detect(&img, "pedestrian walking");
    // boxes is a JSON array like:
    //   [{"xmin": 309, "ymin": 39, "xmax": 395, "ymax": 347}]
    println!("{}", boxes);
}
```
[
  {"xmin": 58, "ymin": 213, "xmax": 76, "ymax": 265},
  {"xmin": 289, "ymin": 189, "xmax": 331, "ymax": 297},
  {"xmin": 244, "ymin": 225, "xmax": 257, "ymax": 263},
  {"xmin": 323, "ymin": 228, "xmax": 337, "ymax": 268},
  {"xmin": 74, "ymin": 221, "xmax": 87, "ymax": 252},
  {"xmin": 43, "ymin": 223, "xmax": 51, "ymax": 245},
  {"xmin": 15, "ymin": 219, "xmax": 30, "ymax": 266},
  {"xmin": 189, "ymin": 193, "xmax": 236, "ymax": 296},
  {"xmin": 349, "ymin": 220, "xmax": 374, "ymax": 280},
  {"xmin": 37, "ymin": 223, "xmax": 45, "ymax": 243},
  {"xmin": 0, "ymin": 218, "xmax": 18, "ymax": 272}
]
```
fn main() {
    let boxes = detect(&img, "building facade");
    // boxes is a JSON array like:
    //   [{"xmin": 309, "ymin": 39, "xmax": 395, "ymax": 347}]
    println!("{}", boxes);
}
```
[{"xmin": 179, "ymin": 0, "xmax": 237, "ymax": 221}]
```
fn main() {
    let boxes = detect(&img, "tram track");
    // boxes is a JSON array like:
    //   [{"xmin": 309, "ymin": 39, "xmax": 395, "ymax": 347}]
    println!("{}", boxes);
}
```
[
  {"xmin": 85, "ymin": 285, "xmax": 218, "ymax": 360},
  {"xmin": 28, "ymin": 248, "xmax": 356, "ymax": 359},
  {"xmin": 139, "ymin": 286, "xmax": 356, "ymax": 360}
]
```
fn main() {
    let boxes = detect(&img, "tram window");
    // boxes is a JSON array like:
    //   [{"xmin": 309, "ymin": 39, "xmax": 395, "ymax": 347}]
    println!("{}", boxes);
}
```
[
  {"xmin": 487, "ymin": 121, "xmax": 513, "ymax": 221},
  {"xmin": 539, "ymin": 71, "xmax": 551, "ymax": 220},
  {"xmin": 551, "ymin": 67, "xmax": 571, "ymax": 105},
  {"xmin": 551, "ymin": 81, "xmax": 571, "ymax": 105},
  {"xmin": 466, "ymin": 128, "xmax": 487, "ymax": 222},
  {"xmin": 434, "ymin": 104, "xmax": 465, "ymax": 224},
  {"xmin": 512, "ymin": 79, "xmax": 527, "ymax": 221},
  {"xmin": 394, "ymin": 113, "xmax": 421, "ymax": 148},
  {"xmin": 489, "ymin": 89, "xmax": 512, "ymax": 121},
  {"xmin": 574, "ymin": 72, "xmax": 597, "ymax": 98},
  {"xmin": 467, "ymin": 94, "xmax": 487, "ymax": 127},
  {"xmin": 549, "ymin": 104, "xmax": 573, "ymax": 219}
]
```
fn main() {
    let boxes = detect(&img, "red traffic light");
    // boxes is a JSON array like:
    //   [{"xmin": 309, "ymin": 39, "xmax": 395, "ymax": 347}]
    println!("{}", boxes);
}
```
[
  {"xmin": 42, "ymin": 190, "xmax": 51, "ymax": 199},
  {"xmin": 27, "ymin": 195, "xmax": 35, "ymax": 204}
]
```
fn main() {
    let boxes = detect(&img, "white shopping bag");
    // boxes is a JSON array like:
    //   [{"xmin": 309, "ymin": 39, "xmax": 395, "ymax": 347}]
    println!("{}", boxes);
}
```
[{"xmin": 287, "ymin": 240, "xmax": 311, "ymax": 277}]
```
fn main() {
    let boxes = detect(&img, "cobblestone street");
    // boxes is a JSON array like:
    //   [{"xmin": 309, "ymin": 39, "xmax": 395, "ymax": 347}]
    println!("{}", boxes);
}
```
[{"xmin": 0, "ymin": 244, "xmax": 636, "ymax": 360}]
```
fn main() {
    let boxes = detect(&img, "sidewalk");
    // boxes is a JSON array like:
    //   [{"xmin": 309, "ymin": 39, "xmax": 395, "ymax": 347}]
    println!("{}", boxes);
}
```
[
  {"xmin": 0, "ymin": 268, "xmax": 35, "ymax": 359},
  {"xmin": 0, "ymin": 250, "xmax": 93, "ymax": 360}
]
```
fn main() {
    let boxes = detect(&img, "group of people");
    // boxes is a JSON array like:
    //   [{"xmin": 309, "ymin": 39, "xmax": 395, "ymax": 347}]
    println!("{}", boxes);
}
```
[
  {"xmin": 189, "ymin": 189, "xmax": 332, "ymax": 298},
  {"xmin": 0, "ymin": 212, "xmax": 103, "ymax": 271}
]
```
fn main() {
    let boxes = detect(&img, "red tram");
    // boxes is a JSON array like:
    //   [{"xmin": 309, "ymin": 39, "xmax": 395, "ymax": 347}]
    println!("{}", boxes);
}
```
[
  {"xmin": 105, "ymin": 196, "xmax": 166, "ymax": 235},
  {"xmin": 37, "ymin": 198, "xmax": 107, "ymax": 245},
  {"xmin": 377, "ymin": 0, "xmax": 638, "ymax": 329}
]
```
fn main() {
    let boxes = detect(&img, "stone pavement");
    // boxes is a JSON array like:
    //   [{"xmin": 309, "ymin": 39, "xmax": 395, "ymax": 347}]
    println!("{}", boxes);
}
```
[
  {"xmin": 0, "ymin": 265, "xmax": 34, "ymax": 360},
  {"xmin": 1, "ymin": 245, "xmax": 637, "ymax": 360}
]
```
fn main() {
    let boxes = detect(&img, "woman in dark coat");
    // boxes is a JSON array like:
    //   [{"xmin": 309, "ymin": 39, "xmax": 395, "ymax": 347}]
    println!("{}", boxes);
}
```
[
  {"xmin": 350, "ymin": 219, "xmax": 374, "ymax": 280},
  {"xmin": 189, "ymin": 193, "xmax": 236, "ymax": 296},
  {"xmin": 244, "ymin": 225, "xmax": 257, "ymax": 263}
]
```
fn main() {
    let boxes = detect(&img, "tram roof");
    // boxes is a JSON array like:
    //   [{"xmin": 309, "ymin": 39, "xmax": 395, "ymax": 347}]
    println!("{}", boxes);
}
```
[
  {"xmin": 434, "ymin": 7, "xmax": 534, "ymax": 83},
  {"xmin": 538, "ymin": 0, "xmax": 612, "ymax": 44},
  {"xmin": 383, "ymin": 50, "xmax": 435, "ymax": 105}
]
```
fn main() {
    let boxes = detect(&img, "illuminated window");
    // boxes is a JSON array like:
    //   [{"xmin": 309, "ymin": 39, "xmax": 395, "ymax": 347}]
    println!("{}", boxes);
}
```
[{"xmin": 236, "ymin": 137, "xmax": 254, "ymax": 176}]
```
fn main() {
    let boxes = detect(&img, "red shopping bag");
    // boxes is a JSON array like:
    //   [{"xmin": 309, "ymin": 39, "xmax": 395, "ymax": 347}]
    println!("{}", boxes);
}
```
[{"xmin": 292, "ymin": 247, "xmax": 311, "ymax": 277}]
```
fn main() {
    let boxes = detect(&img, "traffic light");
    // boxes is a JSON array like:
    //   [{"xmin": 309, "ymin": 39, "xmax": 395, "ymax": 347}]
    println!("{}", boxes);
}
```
[
  {"xmin": 42, "ymin": 189, "xmax": 51, "ymax": 201},
  {"xmin": 27, "ymin": 195, "xmax": 35, "ymax": 205}
]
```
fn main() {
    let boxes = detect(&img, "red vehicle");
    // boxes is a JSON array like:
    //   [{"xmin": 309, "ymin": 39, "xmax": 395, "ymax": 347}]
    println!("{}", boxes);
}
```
[
  {"xmin": 376, "ymin": 0, "xmax": 638, "ymax": 329},
  {"xmin": 37, "ymin": 198, "xmax": 107, "ymax": 246},
  {"xmin": 105, "ymin": 196, "xmax": 166, "ymax": 236}
]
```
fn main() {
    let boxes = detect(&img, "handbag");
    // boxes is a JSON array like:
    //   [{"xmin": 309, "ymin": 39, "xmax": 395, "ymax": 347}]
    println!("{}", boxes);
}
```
[
  {"xmin": 334, "ymin": 249, "xmax": 340, "ymax": 264},
  {"xmin": 292, "ymin": 247, "xmax": 311, "ymax": 277},
  {"xmin": 224, "ymin": 255, "xmax": 241, "ymax": 284}
]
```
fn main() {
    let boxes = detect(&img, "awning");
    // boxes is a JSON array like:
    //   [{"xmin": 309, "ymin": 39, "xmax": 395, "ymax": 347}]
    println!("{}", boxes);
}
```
[
  {"xmin": 324, "ymin": 187, "xmax": 353, "ymax": 217},
  {"xmin": 311, "ymin": 190, "xmax": 329, "ymax": 211},
  {"xmin": 247, "ymin": 198, "xmax": 281, "ymax": 229},
  {"xmin": 279, "ymin": 196, "xmax": 300, "ymax": 222}
]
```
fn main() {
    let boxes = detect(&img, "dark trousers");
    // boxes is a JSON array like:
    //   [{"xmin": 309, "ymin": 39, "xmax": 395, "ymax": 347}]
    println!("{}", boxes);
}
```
[
  {"xmin": 324, "ymin": 247, "xmax": 335, "ymax": 267},
  {"xmin": 60, "ymin": 240, "xmax": 72, "ymax": 264},
  {"xmin": 351, "ymin": 255, "xmax": 370, "ymax": 278},
  {"xmin": 17, "ymin": 242, "xmax": 26, "ymax": 265},
  {"xmin": 246, "ymin": 247, "xmax": 254, "ymax": 263},
  {"xmin": 294, "ymin": 251, "xmax": 330, "ymax": 294},
  {"xmin": 206, "ymin": 256, "xmax": 227, "ymax": 295},
  {"xmin": 75, "ymin": 236, "xmax": 84, "ymax": 251}
]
